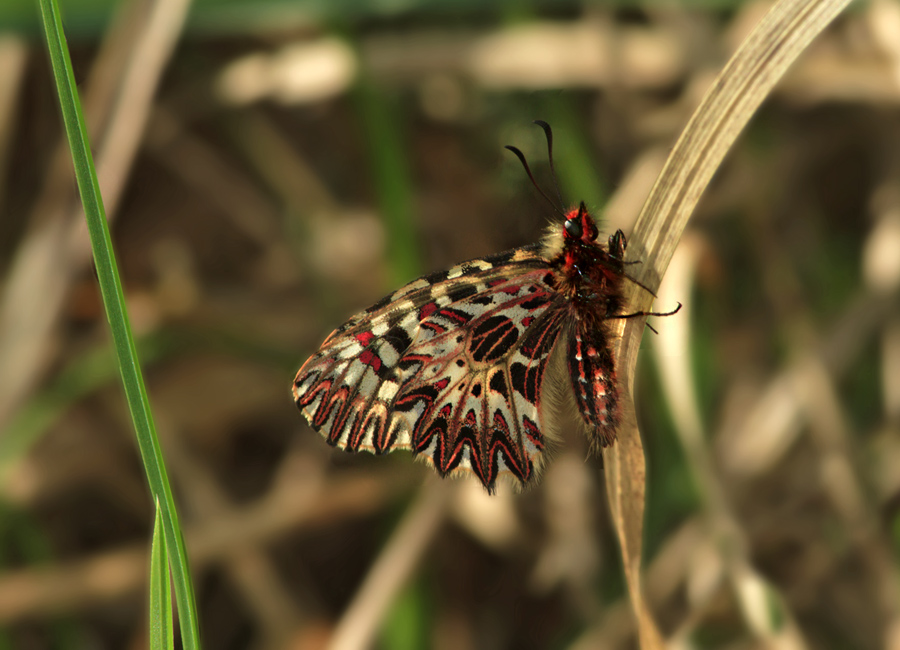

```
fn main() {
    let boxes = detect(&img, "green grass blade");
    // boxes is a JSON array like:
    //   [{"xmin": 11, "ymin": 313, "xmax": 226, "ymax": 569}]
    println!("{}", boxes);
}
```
[
  {"xmin": 354, "ymin": 77, "xmax": 421, "ymax": 285},
  {"xmin": 36, "ymin": 1, "xmax": 201, "ymax": 647},
  {"xmin": 149, "ymin": 499, "xmax": 174, "ymax": 650}
]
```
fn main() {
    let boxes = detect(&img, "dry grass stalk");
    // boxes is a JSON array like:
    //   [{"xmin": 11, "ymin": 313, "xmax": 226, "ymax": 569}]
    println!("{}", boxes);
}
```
[{"xmin": 607, "ymin": 0, "xmax": 855, "ymax": 644}]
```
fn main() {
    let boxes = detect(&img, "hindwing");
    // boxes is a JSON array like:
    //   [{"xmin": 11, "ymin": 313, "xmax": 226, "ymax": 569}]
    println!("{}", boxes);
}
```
[{"xmin": 293, "ymin": 245, "xmax": 567, "ymax": 491}]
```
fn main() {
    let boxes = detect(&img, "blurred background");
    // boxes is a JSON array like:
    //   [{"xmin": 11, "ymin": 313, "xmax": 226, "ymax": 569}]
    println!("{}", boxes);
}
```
[{"xmin": 1, "ymin": 0, "xmax": 899, "ymax": 647}]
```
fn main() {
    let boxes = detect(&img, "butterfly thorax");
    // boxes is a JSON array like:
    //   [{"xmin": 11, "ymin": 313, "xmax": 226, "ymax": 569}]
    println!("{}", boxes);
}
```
[{"xmin": 545, "ymin": 203, "xmax": 626, "ymax": 331}]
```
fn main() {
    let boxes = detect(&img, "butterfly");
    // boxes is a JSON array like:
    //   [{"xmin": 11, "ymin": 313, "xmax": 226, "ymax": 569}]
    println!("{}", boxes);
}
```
[{"xmin": 293, "ymin": 121, "xmax": 679, "ymax": 493}]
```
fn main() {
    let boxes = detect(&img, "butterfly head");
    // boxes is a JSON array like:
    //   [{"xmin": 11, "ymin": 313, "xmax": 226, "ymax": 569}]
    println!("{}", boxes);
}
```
[
  {"xmin": 563, "ymin": 202, "xmax": 599, "ymax": 244},
  {"xmin": 547, "ymin": 201, "xmax": 628, "ymax": 300}
]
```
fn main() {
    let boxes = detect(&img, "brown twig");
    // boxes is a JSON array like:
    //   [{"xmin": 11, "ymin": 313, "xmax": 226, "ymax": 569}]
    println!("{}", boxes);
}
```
[
  {"xmin": 0, "ymin": 467, "xmax": 413, "ymax": 622},
  {"xmin": 326, "ymin": 479, "xmax": 451, "ymax": 650}
]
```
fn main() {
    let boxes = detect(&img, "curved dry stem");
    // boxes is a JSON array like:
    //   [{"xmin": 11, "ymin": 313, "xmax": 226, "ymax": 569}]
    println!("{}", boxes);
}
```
[
  {"xmin": 605, "ymin": 0, "xmax": 855, "ymax": 645},
  {"xmin": 622, "ymin": 0, "xmax": 855, "ymax": 373}
]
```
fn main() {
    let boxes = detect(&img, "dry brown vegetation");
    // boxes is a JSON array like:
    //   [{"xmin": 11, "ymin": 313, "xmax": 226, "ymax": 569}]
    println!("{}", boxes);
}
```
[{"xmin": 1, "ymin": 0, "xmax": 899, "ymax": 647}]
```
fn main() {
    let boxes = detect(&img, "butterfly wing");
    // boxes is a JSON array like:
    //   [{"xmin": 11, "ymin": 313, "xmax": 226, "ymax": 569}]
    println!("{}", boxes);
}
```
[{"xmin": 294, "ymin": 245, "xmax": 567, "ymax": 491}]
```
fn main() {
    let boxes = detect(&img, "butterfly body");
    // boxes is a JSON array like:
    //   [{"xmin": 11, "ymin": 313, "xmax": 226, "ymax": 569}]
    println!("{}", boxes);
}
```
[{"xmin": 294, "ymin": 202, "xmax": 630, "ymax": 492}]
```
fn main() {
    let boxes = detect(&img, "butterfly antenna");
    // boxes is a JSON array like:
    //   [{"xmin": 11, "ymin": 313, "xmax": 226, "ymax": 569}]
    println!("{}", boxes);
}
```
[
  {"xmin": 533, "ymin": 120, "xmax": 565, "ymax": 209},
  {"xmin": 505, "ymin": 145, "xmax": 567, "ymax": 219}
]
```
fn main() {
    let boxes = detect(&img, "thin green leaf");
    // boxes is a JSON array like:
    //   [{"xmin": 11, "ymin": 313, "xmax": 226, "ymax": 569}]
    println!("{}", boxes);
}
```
[
  {"xmin": 36, "ymin": 1, "xmax": 201, "ymax": 647},
  {"xmin": 149, "ymin": 499, "xmax": 174, "ymax": 650}
]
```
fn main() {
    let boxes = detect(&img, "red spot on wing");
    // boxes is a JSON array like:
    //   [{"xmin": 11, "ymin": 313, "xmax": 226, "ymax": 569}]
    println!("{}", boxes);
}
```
[
  {"xmin": 522, "ymin": 416, "xmax": 543, "ymax": 449},
  {"xmin": 418, "ymin": 302, "xmax": 438, "ymax": 320},
  {"xmin": 355, "ymin": 331, "xmax": 375, "ymax": 346},
  {"xmin": 358, "ymin": 349, "xmax": 381, "ymax": 371},
  {"xmin": 439, "ymin": 308, "xmax": 471, "ymax": 324},
  {"xmin": 422, "ymin": 322, "xmax": 448, "ymax": 335}
]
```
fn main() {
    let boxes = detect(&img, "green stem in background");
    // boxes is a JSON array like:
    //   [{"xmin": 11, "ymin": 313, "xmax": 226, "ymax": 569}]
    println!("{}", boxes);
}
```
[
  {"xmin": 37, "ymin": 1, "xmax": 201, "ymax": 648},
  {"xmin": 355, "ymin": 76, "xmax": 422, "ymax": 286},
  {"xmin": 539, "ymin": 97, "xmax": 607, "ymax": 211}
]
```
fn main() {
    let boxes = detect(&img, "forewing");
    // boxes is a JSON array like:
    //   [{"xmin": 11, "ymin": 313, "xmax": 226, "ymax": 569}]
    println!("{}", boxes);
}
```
[{"xmin": 293, "ymin": 245, "xmax": 567, "ymax": 491}]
